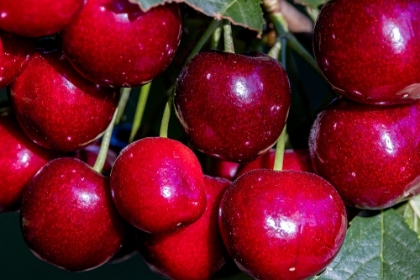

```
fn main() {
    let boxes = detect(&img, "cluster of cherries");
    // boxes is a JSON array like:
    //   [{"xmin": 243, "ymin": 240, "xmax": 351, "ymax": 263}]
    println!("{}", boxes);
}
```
[{"xmin": 4, "ymin": 0, "xmax": 418, "ymax": 279}]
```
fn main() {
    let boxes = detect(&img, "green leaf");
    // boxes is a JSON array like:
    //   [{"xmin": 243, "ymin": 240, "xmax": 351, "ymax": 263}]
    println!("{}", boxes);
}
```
[
  {"xmin": 294, "ymin": 0, "xmax": 328, "ymax": 9},
  {"xmin": 315, "ymin": 209, "xmax": 420, "ymax": 280},
  {"xmin": 130, "ymin": 0, "xmax": 264, "ymax": 34}
]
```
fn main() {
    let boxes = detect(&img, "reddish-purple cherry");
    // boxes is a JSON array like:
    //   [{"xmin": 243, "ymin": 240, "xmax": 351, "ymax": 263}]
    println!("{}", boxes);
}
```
[
  {"xmin": 0, "ymin": 31, "xmax": 34, "ymax": 89},
  {"xmin": 10, "ymin": 50, "xmax": 118, "ymax": 152},
  {"xmin": 314, "ymin": 0, "xmax": 420, "ymax": 105},
  {"xmin": 310, "ymin": 97, "xmax": 420, "ymax": 209},
  {"xmin": 0, "ymin": 114, "xmax": 56, "ymax": 211},
  {"xmin": 0, "ymin": 0, "xmax": 85, "ymax": 37},
  {"xmin": 61, "ymin": 0, "xmax": 182, "ymax": 87},
  {"xmin": 219, "ymin": 170, "xmax": 347, "ymax": 280},
  {"xmin": 20, "ymin": 158, "xmax": 126, "ymax": 271},
  {"xmin": 174, "ymin": 51, "xmax": 291, "ymax": 163},
  {"xmin": 110, "ymin": 137, "xmax": 207, "ymax": 234},
  {"xmin": 137, "ymin": 175, "xmax": 231, "ymax": 280}
]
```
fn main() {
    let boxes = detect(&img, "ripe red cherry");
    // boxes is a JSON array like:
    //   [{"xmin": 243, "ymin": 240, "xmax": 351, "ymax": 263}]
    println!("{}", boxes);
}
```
[
  {"xmin": 207, "ymin": 157, "xmax": 240, "ymax": 181},
  {"xmin": 219, "ymin": 170, "xmax": 347, "ymax": 280},
  {"xmin": 61, "ymin": 0, "xmax": 182, "ymax": 87},
  {"xmin": 174, "ymin": 51, "xmax": 291, "ymax": 163},
  {"xmin": 137, "ymin": 175, "xmax": 231, "ymax": 280},
  {"xmin": 9, "ymin": 51, "xmax": 118, "ymax": 152},
  {"xmin": 235, "ymin": 148, "xmax": 313, "ymax": 178},
  {"xmin": 20, "ymin": 158, "xmax": 126, "ymax": 271},
  {"xmin": 0, "ymin": 0, "xmax": 85, "ymax": 37},
  {"xmin": 0, "ymin": 31, "xmax": 34, "ymax": 89},
  {"xmin": 314, "ymin": 0, "xmax": 420, "ymax": 105},
  {"xmin": 110, "ymin": 137, "xmax": 206, "ymax": 234},
  {"xmin": 0, "ymin": 114, "xmax": 56, "ymax": 211},
  {"xmin": 310, "ymin": 97, "xmax": 420, "ymax": 209}
]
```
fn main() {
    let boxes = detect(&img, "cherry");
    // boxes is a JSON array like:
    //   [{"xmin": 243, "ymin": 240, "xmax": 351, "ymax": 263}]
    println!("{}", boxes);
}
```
[
  {"xmin": 0, "ymin": 31, "xmax": 34, "ymax": 89},
  {"xmin": 0, "ymin": 0, "xmax": 85, "ymax": 37},
  {"xmin": 61, "ymin": 0, "xmax": 182, "ymax": 87},
  {"xmin": 20, "ymin": 157, "xmax": 126, "ymax": 271},
  {"xmin": 235, "ymin": 148, "xmax": 313, "ymax": 178},
  {"xmin": 137, "ymin": 175, "xmax": 231, "ymax": 280},
  {"xmin": 0, "ymin": 114, "xmax": 56, "ymax": 211},
  {"xmin": 313, "ymin": 0, "xmax": 420, "ymax": 105},
  {"xmin": 310, "ymin": 97, "xmax": 420, "ymax": 209},
  {"xmin": 174, "ymin": 51, "xmax": 291, "ymax": 163},
  {"xmin": 110, "ymin": 137, "xmax": 207, "ymax": 234},
  {"xmin": 207, "ymin": 157, "xmax": 240, "ymax": 181},
  {"xmin": 9, "ymin": 50, "xmax": 119, "ymax": 152},
  {"xmin": 219, "ymin": 169, "xmax": 347, "ymax": 280}
]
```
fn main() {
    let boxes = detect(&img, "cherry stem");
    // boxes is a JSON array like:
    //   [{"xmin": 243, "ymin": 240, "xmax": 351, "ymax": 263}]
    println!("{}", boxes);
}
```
[
  {"xmin": 93, "ymin": 108, "xmax": 118, "ymax": 174},
  {"xmin": 268, "ymin": 12, "xmax": 320, "ymax": 75},
  {"xmin": 268, "ymin": 40, "xmax": 281, "ymax": 60},
  {"xmin": 159, "ymin": 95, "xmax": 173, "ymax": 138},
  {"xmin": 129, "ymin": 83, "xmax": 151, "ymax": 143},
  {"xmin": 273, "ymin": 125, "xmax": 287, "ymax": 171},
  {"xmin": 223, "ymin": 20, "xmax": 235, "ymax": 53},
  {"xmin": 409, "ymin": 199, "xmax": 420, "ymax": 219},
  {"xmin": 305, "ymin": 6, "xmax": 320, "ymax": 22},
  {"xmin": 115, "ymin": 87, "xmax": 131, "ymax": 124},
  {"xmin": 187, "ymin": 19, "xmax": 222, "ymax": 62},
  {"xmin": 210, "ymin": 25, "xmax": 222, "ymax": 50}
]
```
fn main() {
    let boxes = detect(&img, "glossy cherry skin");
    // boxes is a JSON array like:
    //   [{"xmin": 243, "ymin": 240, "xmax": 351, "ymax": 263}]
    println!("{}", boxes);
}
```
[
  {"xmin": 9, "ymin": 51, "xmax": 118, "ymax": 152},
  {"xmin": 110, "ymin": 137, "xmax": 207, "ymax": 234},
  {"xmin": 0, "ymin": 114, "xmax": 56, "ymax": 211},
  {"xmin": 0, "ymin": 0, "xmax": 85, "ymax": 37},
  {"xmin": 235, "ymin": 148, "xmax": 313, "ymax": 178},
  {"xmin": 137, "ymin": 175, "xmax": 231, "ymax": 280},
  {"xmin": 61, "ymin": 0, "xmax": 182, "ymax": 87},
  {"xmin": 20, "ymin": 158, "xmax": 126, "ymax": 271},
  {"xmin": 310, "ymin": 98, "xmax": 420, "ymax": 209},
  {"xmin": 219, "ymin": 170, "xmax": 347, "ymax": 280},
  {"xmin": 207, "ymin": 157, "xmax": 240, "ymax": 181},
  {"xmin": 314, "ymin": 0, "xmax": 420, "ymax": 105},
  {"xmin": 0, "ymin": 31, "xmax": 34, "ymax": 89},
  {"xmin": 174, "ymin": 51, "xmax": 291, "ymax": 163}
]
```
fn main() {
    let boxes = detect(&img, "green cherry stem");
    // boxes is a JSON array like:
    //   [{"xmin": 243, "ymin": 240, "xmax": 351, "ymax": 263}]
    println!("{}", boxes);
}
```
[
  {"xmin": 187, "ymin": 19, "xmax": 222, "ymax": 63},
  {"xmin": 268, "ymin": 39, "xmax": 287, "ymax": 172},
  {"xmin": 268, "ymin": 40, "xmax": 281, "ymax": 60},
  {"xmin": 115, "ymin": 87, "xmax": 131, "ymax": 124},
  {"xmin": 159, "ymin": 95, "xmax": 173, "ymax": 138},
  {"xmin": 268, "ymin": 12, "xmax": 320, "ymax": 75},
  {"xmin": 210, "ymin": 25, "xmax": 222, "ymax": 50},
  {"xmin": 223, "ymin": 20, "xmax": 235, "ymax": 53},
  {"xmin": 93, "ymin": 108, "xmax": 118, "ymax": 174},
  {"xmin": 129, "ymin": 83, "xmax": 151, "ymax": 143},
  {"xmin": 273, "ymin": 125, "xmax": 287, "ymax": 171}
]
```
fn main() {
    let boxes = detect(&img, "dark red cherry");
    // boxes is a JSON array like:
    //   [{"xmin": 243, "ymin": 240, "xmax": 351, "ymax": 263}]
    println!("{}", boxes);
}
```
[
  {"xmin": 174, "ymin": 51, "xmax": 291, "ymax": 163},
  {"xmin": 0, "ymin": 0, "xmax": 85, "ymax": 37},
  {"xmin": 310, "ymin": 98, "xmax": 420, "ymax": 209},
  {"xmin": 9, "ymin": 51, "xmax": 118, "ymax": 152},
  {"xmin": 110, "ymin": 137, "xmax": 206, "ymax": 234},
  {"xmin": 0, "ymin": 114, "xmax": 56, "ymax": 211},
  {"xmin": 20, "ymin": 158, "xmax": 126, "ymax": 271},
  {"xmin": 0, "ymin": 31, "xmax": 34, "ymax": 89},
  {"xmin": 314, "ymin": 0, "xmax": 420, "ymax": 105},
  {"xmin": 219, "ymin": 169, "xmax": 347, "ymax": 280},
  {"xmin": 61, "ymin": 0, "xmax": 182, "ymax": 87},
  {"xmin": 137, "ymin": 175, "xmax": 231, "ymax": 280}
]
